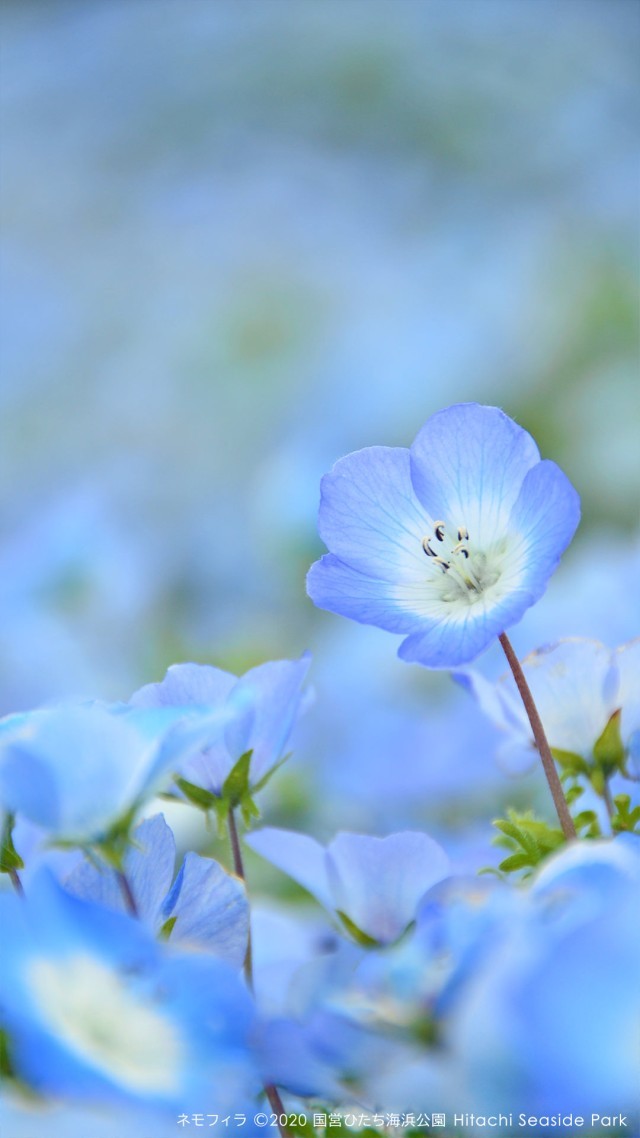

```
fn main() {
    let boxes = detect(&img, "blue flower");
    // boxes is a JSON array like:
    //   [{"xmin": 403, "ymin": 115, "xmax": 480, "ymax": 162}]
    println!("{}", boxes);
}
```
[
  {"xmin": 0, "ymin": 871, "xmax": 259, "ymax": 1113},
  {"xmin": 65, "ymin": 814, "xmax": 249, "ymax": 966},
  {"xmin": 129, "ymin": 654, "xmax": 311, "ymax": 798},
  {"xmin": 459, "ymin": 637, "xmax": 640, "ymax": 777},
  {"xmin": 307, "ymin": 404, "xmax": 580, "ymax": 667},
  {"xmin": 247, "ymin": 828, "xmax": 450, "ymax": 945},
  {"xmin": 0, "ymin": 702, "xmax": 234, "ymax": 843}
]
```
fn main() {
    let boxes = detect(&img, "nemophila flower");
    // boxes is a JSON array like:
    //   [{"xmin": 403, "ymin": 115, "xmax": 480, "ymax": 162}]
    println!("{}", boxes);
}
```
[
  {"xmin": 307, "ymin": 403, "xmax": 580, "ymax": 667},
  {"xmin": 129, "ymin": 654, "xmax": 311, "ymax": 804},
  {"xmin": 246, "ymin": 828, "xmax": 450, "ymax": 945},
  {"xmin": 459, "ymin": 637, "xmax": 640, "ymax": 777},
  {"xmin": 0, "ymin": 702, "xmax": 234, "ymax": 844},
  {"xmin": 0, "ymin": 871, "xmax": 259, "ymax": 1115},
  {"xmin": 65, "ymin": 814, "xmax": 249, "ymax": 966}
]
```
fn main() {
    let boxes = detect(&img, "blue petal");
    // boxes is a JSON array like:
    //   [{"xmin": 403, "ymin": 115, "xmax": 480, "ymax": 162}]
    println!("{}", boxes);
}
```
[
  {"xmin": 326, "ymin": 832, "xmax": 450, "ymax": 944},
  {"xmin": 410, "ymin": 404, "xmax": 541, "ymax": 542},
  {"xmin": 397, "ymin": 592, "xmax": 531, "ymax": 668},
  {"xmin": 506, "ymin": 459, "xmax": 581, "ymax": 601},
  {"xmin": 245, "ymin": 827, "xmax": 334, "ymax": 912},
  {"xmin": 129, "ymin": 663, "xmax": 236, "ymax": 709},
  {"xmin": 163, "ymin": 853, "xmax": 249, "ymax": 967},
  {"xmin": 231, "ymin": 655, "xmax": 312, "ymax": 784},
  {"xmin": 65, "ymin": 815, "xmax": 176, "ymax": 929},
  {"xmin": 307, "ymin": 554, "xmax": 422, "ymax": 634},
  {"xmin": 316, "ymin": 446, "xmax": 430, "ymax": 583}
]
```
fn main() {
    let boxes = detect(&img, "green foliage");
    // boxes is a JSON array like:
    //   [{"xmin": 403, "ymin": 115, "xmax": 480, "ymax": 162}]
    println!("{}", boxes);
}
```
[
  {"xmin": 593, "ymin": 709, "xmax": 625, "ymax": 776},
  {"xmin": 0, "ymin": 813, "xmax": 24, "ymax": 875},
  {"xmin": 159, "ymin": 916, "xmax": 177, "ymax": 940},
  {"xmin": 491, "ymin": 809, "xmax": 566, "ymax": 878},
  {"xmin": 177, "ymin": 749, "xmax": 291, "ymax": 829},
  {"xmin": 611, "ymin": 793, "xmax": 640, "ymax": 834}
]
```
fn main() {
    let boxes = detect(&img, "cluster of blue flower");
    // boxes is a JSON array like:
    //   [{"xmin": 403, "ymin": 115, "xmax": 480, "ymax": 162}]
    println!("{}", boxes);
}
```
[{"xmin": 1, "ymin": 405, "xmax": 638, "ymax": 1138}]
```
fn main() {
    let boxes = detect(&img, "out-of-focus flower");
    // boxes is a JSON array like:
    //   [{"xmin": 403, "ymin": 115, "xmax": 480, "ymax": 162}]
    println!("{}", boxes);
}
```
[
  {"xmin": 0, "ymin": 703, "xmax": 236, "ymax": 844},
  {"xmin": 247, "ymin": 828, "xmax": 449, "ymax": 945},
  {"xmin": 129, "ymin": 655, "xmax": 312, "ymax": 803},
  {"xmin": 459, "ymin": 637, "xmax": 640, "ymax": 777},
  {"xmin": 0, "ymin": 872, "xmax": 259, "ymax": 1114},
  {"xmin": 65, "ymin": 814, "xmax": 249, "ymax": 966},
  {"xmin": 307, "ymin": 403, "xmax": 580, "ymax": 668}
]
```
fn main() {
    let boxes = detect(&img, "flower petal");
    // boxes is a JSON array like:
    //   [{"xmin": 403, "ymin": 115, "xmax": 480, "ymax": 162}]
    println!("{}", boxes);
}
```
[
  {"xmin": 245, "ymin": 827, "xmax": 334, "ymax": 914},
  {"xmin": 163, "ymin": 854, "xmax": 249, "ymax": 967},
  {"xmin": 326, "ymin": 832, "xmax": 450, "ymax": 944},
  {"xmin": 505, "ymin": 459, "xmax": 581, "ymax": 599},
  {"xmin": 307, "ymin": 554, "xmax": 425, "ymax": 634},
  {"xmin": 410, "ymin": 404, "xmax": 541, "ymax": 542},
  {"xmin": 316, "ymin": 446, "xmax": 430, "ymax": 583},
  {"xmin": 397, "ymin": 592, "xmax": 533, "ymax": 668}
]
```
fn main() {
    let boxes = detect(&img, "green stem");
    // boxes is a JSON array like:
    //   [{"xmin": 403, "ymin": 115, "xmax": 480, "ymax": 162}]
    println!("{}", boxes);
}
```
[
  {"xmin": 499, "ymin": 632, "xmax": 577, "ymax": 841},
  {"xmin": 227, "ymin": 808, "xmax": 291, "ymax": 1138}
]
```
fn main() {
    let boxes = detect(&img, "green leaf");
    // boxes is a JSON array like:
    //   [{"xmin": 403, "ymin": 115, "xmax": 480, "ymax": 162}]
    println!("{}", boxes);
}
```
[
  {"xmin": 159, "ymin": 916, "xmax": 177, "ymax": 941},
  {"xmin": 0, "ymin": 813, "xmax": 24, "ymax": 874},
  {"xmin": 336, "ymin": 910, "xmax": 380, "ymax": 948},
  {"xmin": 498, "ymin": 852, "xmax": 534, "ymax": 873},
  {"xmin": 593, "ymin": 709, "xmax": 625, "ymax": 775}
]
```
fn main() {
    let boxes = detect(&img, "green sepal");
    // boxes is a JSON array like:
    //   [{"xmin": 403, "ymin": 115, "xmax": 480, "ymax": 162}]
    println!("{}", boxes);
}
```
[
  {"xmin": 175, "ymin": 777, "xmax": 221, "ymax": 813},
  {"xmin": 336, "ymin": 910, "xmax": 381, "ymax": 948},
  {"xmin": 159, "ymin": 916, "xmax": 177, "ymax": 941},
  {"xmin": 611, "ymin": 793, "xmax": 640, "ymax": 834},
  {"xmin": 564, "ymin": 784, "xmax": 585, "ymax": 805},
  {"xmin": 551, "ymin": 748, "xmax": 591, "ymax": 776},
  {"xmin": 593, "ymin": 709, "xmax": 625, "ymax": 776},
  {"xmin": 498, "ymin": 852, "xmax": 535, "ymax": 873},
  {"xmin": 221, "ymin": 749, "xmax": 253, "ymax": 807},
  {"xmin": 573, "ymin": 810, "xmax": 602, "ymax": 838},
  {"xmin": 0, "ymin": 813, "xmax": 24, "ymax": 874}
]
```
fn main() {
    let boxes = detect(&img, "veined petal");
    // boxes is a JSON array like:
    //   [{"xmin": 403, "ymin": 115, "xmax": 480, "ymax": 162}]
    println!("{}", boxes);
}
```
[
  {"xmin": 231, "ymin": 655, "xmax": 311, "ymax": 784},
  {"xmin": 163, "ymin": 854, "xmax": 249, "ymax": 967},
  {"xmin": 505, "ymin": 459, "xmax": 581, "ymax": 599},
  {"xmin": 410, "ymin": 404, "xmax": 540, "ymax": 542},
  {"xmin": 398, "ymin": 591, "xmax": 536, "ymax": 668},
  {"xmin": 326, "ymin": 832, "xmax": 449, "ymax": 945},
  {"xmin": 615, "ymin": 638, "xmax": 640, "ymax": 746},
  {"xmin": 316, "ymin": 446, "xmax": 431, "ymax": 583},
  {"xmin": 307, "ymin": 554, "xmax": 429, "ymax": 634}
]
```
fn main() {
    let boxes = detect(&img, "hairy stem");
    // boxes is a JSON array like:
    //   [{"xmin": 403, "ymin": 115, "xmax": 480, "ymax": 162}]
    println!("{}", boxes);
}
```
[
  {"xmin": 227, "ymin": 807, "xmax": 291, "ymax": 1137},
  {"xmin": 499, "ymin": 632, "xmax": 576, "ymax": 841}
]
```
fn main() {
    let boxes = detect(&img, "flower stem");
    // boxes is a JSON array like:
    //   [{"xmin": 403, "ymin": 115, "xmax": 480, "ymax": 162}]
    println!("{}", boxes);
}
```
[
  {"xmin": 116, "ymin": 870, "xmax": 138, "ymax": 917},
  {"xmin": 602, "ymin": 780, "xmax": 616, "ymax": 825},
  {"xmin": 8, "ymin": 867, "xmax": 24, "ymax": 897},
  {"xmin": 499, "ymin": 632, "xmax": 577, "ymax": 841},
  {"xmin": 227, "ymin": 807, "xmax": 291, "ymax": 1137}
]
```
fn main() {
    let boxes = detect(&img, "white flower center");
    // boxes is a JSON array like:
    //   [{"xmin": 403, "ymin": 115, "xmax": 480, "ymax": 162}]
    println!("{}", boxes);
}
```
[
  {"xmin": 422, "ymin": 521, "xmax": 501, "ymax": 605},
  {"xmin": 29, "ymin": 954, "xmax": 184, "ymax": 1094}
]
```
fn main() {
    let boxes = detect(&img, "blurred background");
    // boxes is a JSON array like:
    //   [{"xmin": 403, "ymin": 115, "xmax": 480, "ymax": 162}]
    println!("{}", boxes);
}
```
[{"xmin": 1, "ymin": 0, "xmax": 638, "ymax": 862}]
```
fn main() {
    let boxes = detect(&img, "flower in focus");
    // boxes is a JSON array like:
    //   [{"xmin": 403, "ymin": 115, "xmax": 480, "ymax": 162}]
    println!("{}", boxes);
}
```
[
  {"xmin": 247, "ymin": 827, "xmax": 450, "ymax": 945},
  {"xmin": 307, "ymin": 403, "xmax": 580, "ymax": 667}
]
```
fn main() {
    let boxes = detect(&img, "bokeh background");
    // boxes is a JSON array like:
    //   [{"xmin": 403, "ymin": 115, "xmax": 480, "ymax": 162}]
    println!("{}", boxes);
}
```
[{"xmin": 1, "ymin": 0, "xmax": 639, "ymax": 866}]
